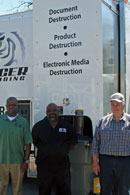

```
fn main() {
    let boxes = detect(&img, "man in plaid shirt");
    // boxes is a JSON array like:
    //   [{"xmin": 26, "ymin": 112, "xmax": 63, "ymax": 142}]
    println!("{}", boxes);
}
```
[{"xmin": 92, "ymin": 92, "xmax": 130, "ymax": 195}]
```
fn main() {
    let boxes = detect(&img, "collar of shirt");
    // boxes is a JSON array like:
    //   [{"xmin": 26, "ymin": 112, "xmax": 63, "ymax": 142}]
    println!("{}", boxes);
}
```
[
  {"xmin": 7, "ymin": 114, "xmax": 18, "ymax": 121},
  {"xmin": 3, "ymin": 113, "xmax": 19, "ymax": 121},
  {"xmin": 109, "ymin": 112, "xmax": 126, "ymax": 122}
]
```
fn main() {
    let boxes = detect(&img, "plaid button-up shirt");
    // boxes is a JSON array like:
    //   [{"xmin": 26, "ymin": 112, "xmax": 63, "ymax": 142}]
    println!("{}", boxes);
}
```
[{"xmin": 92, "ymin": 112, "xmax": 130, "ymax": 156}]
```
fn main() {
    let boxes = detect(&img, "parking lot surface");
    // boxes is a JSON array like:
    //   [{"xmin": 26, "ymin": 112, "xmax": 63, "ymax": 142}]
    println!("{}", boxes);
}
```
[{"xmin": 7, "ymin": 177, "xmax": 38, "ymax": 195}]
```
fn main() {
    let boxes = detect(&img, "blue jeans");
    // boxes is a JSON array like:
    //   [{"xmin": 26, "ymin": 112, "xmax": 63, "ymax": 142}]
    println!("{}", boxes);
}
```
[{"xmin": 99, "ymin": 154, "xmax": 130, "ymax": 195}]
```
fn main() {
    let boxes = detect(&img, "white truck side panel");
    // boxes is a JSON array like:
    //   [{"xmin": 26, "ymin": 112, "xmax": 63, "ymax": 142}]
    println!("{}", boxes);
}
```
[
  {"xmin": 125, "ymin": 5, "xmax": 130, "ymax": 113},
  {"xmin": 0, "ymin": 12, "xmax": 33, "ymax": 106},
  {"xmin": 33, "ymin": 0, "xmax": 103, "ymax": 131}
]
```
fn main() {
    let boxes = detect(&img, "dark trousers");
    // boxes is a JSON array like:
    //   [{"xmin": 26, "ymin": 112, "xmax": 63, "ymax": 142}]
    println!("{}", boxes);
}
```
[
  {"xmin": 37, "ymin": 164, "xmax": 71, "ymax": 195},
  {"xmin": 99, "ymin": 154, "xmax": 130, "ymax": 195}
]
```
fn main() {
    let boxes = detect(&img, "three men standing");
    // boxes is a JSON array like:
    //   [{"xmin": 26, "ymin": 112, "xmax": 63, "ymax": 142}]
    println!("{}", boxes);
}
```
[{"xmin": 3, "ymin": 93, "xmax": 128, "ymax": 195}]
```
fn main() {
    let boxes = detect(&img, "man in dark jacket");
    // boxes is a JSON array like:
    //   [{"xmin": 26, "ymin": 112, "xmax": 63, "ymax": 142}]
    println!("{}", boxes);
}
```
[{"xmin": 32, "ymin": 103, "xmax": 77, "ymax": 195}]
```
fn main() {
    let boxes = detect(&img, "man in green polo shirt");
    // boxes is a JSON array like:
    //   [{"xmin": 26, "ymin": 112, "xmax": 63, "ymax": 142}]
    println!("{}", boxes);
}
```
[{"xmin": 0, "ymin": 97, "xmax": 32, "ymax": 195}]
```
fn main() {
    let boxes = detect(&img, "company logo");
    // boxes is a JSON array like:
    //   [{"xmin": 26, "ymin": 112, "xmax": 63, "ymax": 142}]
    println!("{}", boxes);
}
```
[
  {"xmin": 0, "ymin": 32, "xmax": 28, "ymax": 82},
  {"xmin": 0, "ymin": 32, "xmax": 25, "ymax": 67}
]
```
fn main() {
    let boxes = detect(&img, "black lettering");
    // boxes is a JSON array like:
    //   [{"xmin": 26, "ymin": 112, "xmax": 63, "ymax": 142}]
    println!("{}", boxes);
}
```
[
  {"xmin": 13, "ymin": 77, "xmax": 18, "ymax": 81},
  {"xmin": 3, "ymin": 77, "xmax": 8, "ymax": 81},
  {"xmin": 0, "ymin": 69, "xmax": 8, "ymax": 76},
  {"xmin": 0, "ymin": 106, "xmax": 5, "ymax": 115},
  {"xmin": 50, "ymin": 70, "xmax": 53, "ymax": 75},
  {"xmin": 20, "ymin": 76, "xmax": 25, "ymax": 80},
  {"xmin": 8, "ymin": 68, "xmax": 17, "ymax": 76},
  {"xmin": 18, "ymin": 67, "xmax": 28, "ymax": 76},
  {"xmin": 71, "ymin": 60, "xmax": 76, "ymax": 65}
]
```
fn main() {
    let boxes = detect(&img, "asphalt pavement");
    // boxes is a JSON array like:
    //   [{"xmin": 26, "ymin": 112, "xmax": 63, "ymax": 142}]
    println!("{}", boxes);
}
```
[{"xmin": 7, "ymin": 177, "xmax": 38, "ymax": 195}]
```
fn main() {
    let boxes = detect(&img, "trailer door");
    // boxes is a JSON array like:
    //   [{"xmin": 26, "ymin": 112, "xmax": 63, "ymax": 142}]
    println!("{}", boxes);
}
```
[{"xmin": 102, "ymin": 0, "xmax": 120, "ymax": 114}]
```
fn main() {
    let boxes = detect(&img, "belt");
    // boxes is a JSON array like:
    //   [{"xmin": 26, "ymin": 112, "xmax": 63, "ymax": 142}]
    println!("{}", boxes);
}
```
[
  {"xmin": 112, "ymin": 155, "xmax": 120, "ymax": 158},
  {"xmin": 109, "ymin": 155, "xmax": 130, "ymax": 158},
  {"xmin": 100, "ymin": 154, "xmax": 129, "ymax": 158}
]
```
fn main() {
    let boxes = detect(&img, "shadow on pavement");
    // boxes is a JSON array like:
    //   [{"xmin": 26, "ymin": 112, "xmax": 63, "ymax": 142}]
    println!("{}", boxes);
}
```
[{"xmin": 7, "ymin": 177, "xmax": 38, "ymax": 195}]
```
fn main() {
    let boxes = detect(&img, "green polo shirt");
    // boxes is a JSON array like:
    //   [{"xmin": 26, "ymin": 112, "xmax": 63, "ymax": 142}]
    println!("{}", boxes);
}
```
[{"xmin": 0, "ymin": 113, "xmax": 32, "ymax": 164}]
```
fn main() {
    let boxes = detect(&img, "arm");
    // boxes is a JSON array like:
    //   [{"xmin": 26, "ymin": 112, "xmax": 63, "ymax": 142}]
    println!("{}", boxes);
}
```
[
  {"xmin": 32, "ymin": 124, "xmax": 39, "ymax": 147},
  {"xmin": 91, "ymin": 120, "xmax": 102, "ymax": 175},
  {"xmin": 24, "ymin": 143, "xmax": 31, "ymax": 161},
  {"xmin": 21, "ymin": 143, "xmax": 31, "ymax": 172},
  {"xmin": 93, "ymin": 154, "xmax": 100, "ymax": 175}
]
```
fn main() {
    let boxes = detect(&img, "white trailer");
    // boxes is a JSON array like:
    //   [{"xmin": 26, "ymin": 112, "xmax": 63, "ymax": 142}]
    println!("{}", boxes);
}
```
[
  {"xmin": 0, "ymin": 11, "xmax": 33, "ymax": 125},
  {"xmin": 0, "ymin": 0, "xmax": 130, "ymax": 194}
]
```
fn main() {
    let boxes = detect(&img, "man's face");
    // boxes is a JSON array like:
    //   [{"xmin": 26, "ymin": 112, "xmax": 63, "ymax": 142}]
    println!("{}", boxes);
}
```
[
  {"xmin": 111, "ymin": 100, "xmax": 125, "ymax": 118},
  {"xmin": 46, "ymin": 105, "xmax": 59, "ymax": 122},
  {"xmin": 6, "ymin": 99, "xmax": 18, "ymax": 117}
]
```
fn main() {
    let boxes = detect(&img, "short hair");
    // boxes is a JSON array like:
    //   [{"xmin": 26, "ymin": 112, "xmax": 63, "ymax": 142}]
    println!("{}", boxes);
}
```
[
  {"xmin": 6, "ymin": 97, "xmax": 18, "ymax": 105},
  {"xmin": 46, "ymin": 103, "xmax": 58, "ymax": 111}
]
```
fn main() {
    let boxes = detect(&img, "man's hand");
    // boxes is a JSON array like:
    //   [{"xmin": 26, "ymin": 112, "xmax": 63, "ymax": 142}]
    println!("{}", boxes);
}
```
[
  {"xmin": 93, "ymin": 161, "xmax": 100, "ymax": 175},
  {"xmin": 93, "ymin": 154, "xmax": 100, "ymax": 175},
  {"xmin": 21, "ymin": 162, "xmax": 28, "ymax": 172}
]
